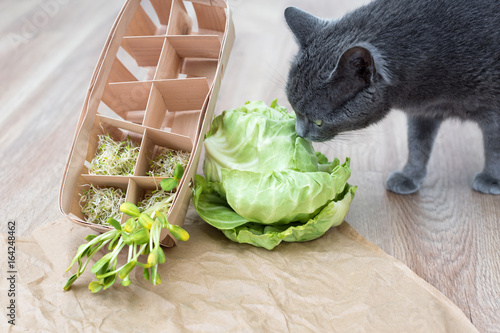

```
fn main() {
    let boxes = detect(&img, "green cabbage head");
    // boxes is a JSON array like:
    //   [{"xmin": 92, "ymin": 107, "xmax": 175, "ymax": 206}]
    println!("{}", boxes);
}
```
[{"xmin": 193, "ymin": 100, "xmax": 356, "ymax": 250}]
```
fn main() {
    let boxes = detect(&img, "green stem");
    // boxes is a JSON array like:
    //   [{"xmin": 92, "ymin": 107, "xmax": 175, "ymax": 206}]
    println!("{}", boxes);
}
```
[
  {"xmin": 78, "ymin": 238, "xmax": 112, "ymax": 276},
  {"xmin": 143, "ymin": 195, "xmax": 175, "ymax": 216}
]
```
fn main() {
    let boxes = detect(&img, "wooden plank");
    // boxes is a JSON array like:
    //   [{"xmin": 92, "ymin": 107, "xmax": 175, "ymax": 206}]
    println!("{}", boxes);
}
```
[
  {"xmin": 154, "ymin": 38, "xmax": 182, "ymax": 79},
  {"xmin": 108, "ymin": 58, "xmax": 137, "ymax": 82},
  {"xmin": 143, "ymin": 84, "xmax": 167, "ymax": 128},
  {"xmin": 121, "ymin": 36, "xmax": 165, "ymax": 67},
  {"xmin": 182, "ymin": 58, "xmax": 218, "ymax": 83},
  {"xmin": 209, "ymin": 0, "xmax": 228, "ymax": 7},
  {"xmin": 171, "ymin": 110, "xmax": 201, "ymax": 139},
  {"xmin": 192, "ymin": 2, "xmax": 226, "ymax": 32},
  {"xmin": 167, "ymin": 0, "xmax": 192, "ymax": 35},
  {"xmin": 150, "ymin": 0, "xmax": 172, "ymax": 25},
  {"xmin": 153, "ymin": 78, "xmax": 210, "ymax": 111},
  {"xmin": 105, "ymin": 81, "xmax": 152, "ymax": 112},
  {"xmin": 145, "ymin": 126, "xmax": 193, "ymax": 152},
  {"xmin": 167, "ymin": 35, "xmax": 221, "ymax": 59},
  {"xmin": 124, "ymin": 4, "xmax": 157, "ymax": 36}
]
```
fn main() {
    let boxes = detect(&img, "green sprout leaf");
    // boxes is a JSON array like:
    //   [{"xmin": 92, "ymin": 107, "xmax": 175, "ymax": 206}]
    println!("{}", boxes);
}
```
[
  {"xmin": 138, "ymin": 213, "xmax": 154, "ymax": 230},
  {"xmin": 167, "ymin": 224, "xmax": 190, "ymax": 241},
  {"xmin": 157, "ymin": 247, "xmax": 166, "ymax": 264},
  {"xmin": 84, "ymin": 234, "xmax": 97, "ymax": 242},
  {"xmin": 121, "ymin": 276, "xmax": 132, "ymax": 287},
  {"xmin": 118, "ymin": 261, "xmax": 136, "ymax": 280},
  {"xmin": 129, "ymin": 228, "xmax": 150, "ymax": 245},
  {"xmin": 107, "ymin": 218, "xmax": 122, "ymax": 231},
  {"xmin": 120, "ymin": 202, "xmax": 141, "ymax": 218},
  {"xmin": 103, "ymin": 273, "xmax": 117, "ymax": 290},
  {"xmin": 89, "ymin": 281, "xmax": 103, "ymax": 293},
  {"xmin": 160, "ymin": 178, "xmax": 179, "ymax": 192},
  {"xmin": 91, "ymin": 253, "xmax": 113, "ymax": 274},
  {"xmin": 63, "ymin": 273, "xmax": 78, "ymax": 291},
  {"xmin": 147, "ymin": 250, "xmax": 159, "ymax": 267},
  {"xmin": 154, "ymin": 211, "xmax": 168, "ymax": 228},
  {"xmin": 123, "ymin": 218, "xmax": 137, "ymax": 233},
  {"xmin": 173, "ymin": 162, "xmax": 185, "ymax": 181}
]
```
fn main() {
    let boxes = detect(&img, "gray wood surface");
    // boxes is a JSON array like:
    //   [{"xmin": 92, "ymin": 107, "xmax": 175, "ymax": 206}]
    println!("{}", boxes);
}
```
[{"xmin": 1, "ymin": 0, "xmax": 498, "ymax": 331}]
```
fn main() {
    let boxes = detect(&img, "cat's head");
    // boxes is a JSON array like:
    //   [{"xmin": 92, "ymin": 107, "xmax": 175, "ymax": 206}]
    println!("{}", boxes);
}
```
[{"xmin": 284, "ymin": 7, "xmax": 391, "ymax": 142}]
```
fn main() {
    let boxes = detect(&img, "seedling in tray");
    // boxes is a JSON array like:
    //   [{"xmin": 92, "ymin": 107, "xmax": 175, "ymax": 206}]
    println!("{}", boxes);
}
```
[
  {"xmin": 88, "ymin": 134, "xmax": 140, "ymax": 176},
  {"xmin": 65, "ymin": 163, "xmax": 188, "ymax": 292},
  {"xmin": 148, "ymin": 148, "xmax": 190, "ymax": 178},
  {"xmin": 80, "ymin": 185, "xmax": 126, "ymax": 226}
]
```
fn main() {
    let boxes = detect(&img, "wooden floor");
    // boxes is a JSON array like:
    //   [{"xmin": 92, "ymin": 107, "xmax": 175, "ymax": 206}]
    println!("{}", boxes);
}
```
[{"xmin": 1, "ymin": 0, "xmax": 498, "ymax": 331}]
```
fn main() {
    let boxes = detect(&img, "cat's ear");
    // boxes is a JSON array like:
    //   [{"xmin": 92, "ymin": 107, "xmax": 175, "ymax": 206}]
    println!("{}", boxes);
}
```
[
  {"xmin": 335, "ymin": 46, "xmax": 376, "ymax": 85},
  {"xmin": 284, "ymin": 7, "xmax": 323, "ymax": 47}
]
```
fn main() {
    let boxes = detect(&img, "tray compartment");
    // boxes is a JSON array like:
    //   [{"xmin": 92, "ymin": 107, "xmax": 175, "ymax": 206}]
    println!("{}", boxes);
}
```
[
  {"xmin": 143, "ymin": 78, "xmax": 209, "ymax": 137},
  {"xmin": 134, "ymin": 126, "xmax": 193, "ymax": 177},
  {"xmin": 83, "ymin": 115, "xmax": 145, "ymax": 176},
  {"xmin": 101, "ymin": 81, "xmax": 152, "ymax": 124},
  {"xmin": 71, "ymin": 178, "xmax": 129, "ymax": 226}
]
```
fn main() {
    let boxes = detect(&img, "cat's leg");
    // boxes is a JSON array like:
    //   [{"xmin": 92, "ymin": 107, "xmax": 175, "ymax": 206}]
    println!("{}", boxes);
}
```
[
  {"xmin": 473, "ymin": 120, "xmax": 500, "ymax": 194},
  {"xmin": 386, "ymin": 116, "xmax": 442, "ymax": 194}
]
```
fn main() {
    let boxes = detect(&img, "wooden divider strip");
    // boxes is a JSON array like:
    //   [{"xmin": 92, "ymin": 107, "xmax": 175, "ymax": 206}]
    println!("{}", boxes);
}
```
[
  {"xmin": 150, "ymin": 0, "xmax": 173, "ymax": 25},
  {"xmin": 192, "ymin": 2, "xmax": 226, "ymax": 33},
  {"xmin": 153, "ymin": 38, "xmax": 182, "ymax": 80},
  {"xmin": 167, "ymin": 35, "xmax": 221, "ymax": 59},
  {"xmin": 108, "ymin": 58, "xmax": 138, "ymax": 82},
  {"xmin": 122, "ymin": 110, "xmax": 146, "ymax": 124},
  {"xmin": 170, "ymin": 110, "xmax": 201, "ymax": 139},
  {"xmin": 208, "ymin": 0, "xmax": 228, "ymax": 7},
  {"xmin": 153, "ymin": 77, "xmax": 210, "ymax": 111},
  {"xmin": 143, "ymin": 84, "xmax": 167, "ymax": 128},
  {"xmin": 145, "ymin": 126, "xmax": 194, "ymax": 152},
  {"xmin": 106, "ymin": 81, "xmax": 153, "ymax": 112},
  {"xmin": 182, "ymin": 58, "xmax": 218, "ymax": 83},
  {"xmin": 122, "ymin": 36, "xmax": 165, "ymax": 67},
  {"xmin": 125, "ymin": 4, "xmax": 158, "ymax": 36},
  {"xmin": 97, "ymin": 114, "xmax": 147, "ymax": 134},
  {"xmin": 81, "ymin": 175, "xmax": 131, "ymax": 188},
  {"xmin": 166, "ymin": 0, "xmax": 192, "ymax": 35}
]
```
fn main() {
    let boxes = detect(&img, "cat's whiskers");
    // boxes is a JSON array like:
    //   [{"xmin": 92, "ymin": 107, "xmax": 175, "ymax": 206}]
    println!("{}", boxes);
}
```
[{"xmin": 263, "ymin": 62, "xmax": 288, "ymax": 90}]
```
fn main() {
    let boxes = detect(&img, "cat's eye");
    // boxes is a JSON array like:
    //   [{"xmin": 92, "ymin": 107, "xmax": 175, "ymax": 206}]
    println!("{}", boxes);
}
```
[{"xmin": 313, "ymin": 119, "xmax": 323, "ymax": 127}]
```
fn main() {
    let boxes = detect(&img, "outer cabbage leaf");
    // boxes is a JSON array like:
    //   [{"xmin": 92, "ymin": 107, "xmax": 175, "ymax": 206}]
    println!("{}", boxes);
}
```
[
  {"xmin": 220, "ymin": 160, "xmax": 351, "ymax": 224},
  {"xmin": 222, "ymin": 185, "xmax": 356, "ymax": 250},
  {"xmin": 192, "ymin": 175, "xmax": 250, "ymax": 229}
]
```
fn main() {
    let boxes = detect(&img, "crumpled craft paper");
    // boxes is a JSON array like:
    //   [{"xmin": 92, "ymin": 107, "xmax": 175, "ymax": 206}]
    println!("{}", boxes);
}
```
[{"xmin": 1, "ymin": 205, "xmax": 477, "ymax": 332}]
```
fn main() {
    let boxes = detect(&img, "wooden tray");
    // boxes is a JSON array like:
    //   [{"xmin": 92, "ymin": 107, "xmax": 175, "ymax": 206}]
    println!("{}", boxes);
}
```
[{"xmin": 59, "ymin": 0, "xmax": 234, "ymax": 246}]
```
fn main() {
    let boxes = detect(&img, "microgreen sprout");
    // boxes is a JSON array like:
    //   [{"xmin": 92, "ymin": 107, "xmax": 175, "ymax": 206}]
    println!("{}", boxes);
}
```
[
  {"xmin": 89, "ymin": 134, "xmax": 140, "ymax": 176},
  {"xmin": 65, "ymin": 163, "xmax": 189, "ymax": 292},
  {"xmin": 79, "ymin": 185, "xmax": 126, "ymax": 225},
  {"xmin": 137, "ymin": 189, "xmax": 174, "ymax": 215},
  {"xmin": 147, "ymin": 148, "xmax": 190, "ymax": 178}
]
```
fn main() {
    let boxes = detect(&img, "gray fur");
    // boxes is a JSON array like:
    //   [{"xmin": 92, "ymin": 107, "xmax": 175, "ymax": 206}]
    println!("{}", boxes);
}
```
[{"xmin": 284, "ymin": 0, "xmax": 500, "ymax": 195}]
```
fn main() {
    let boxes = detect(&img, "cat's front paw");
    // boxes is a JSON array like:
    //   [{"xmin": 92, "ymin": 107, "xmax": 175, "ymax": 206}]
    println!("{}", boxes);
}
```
[
  {"xmin": 385, "ymin": 171, "xmax": 422, "ymax": 195},
  {"xmin": 473, "ymin": 172, "xmax": 500, "ymax": 195}
]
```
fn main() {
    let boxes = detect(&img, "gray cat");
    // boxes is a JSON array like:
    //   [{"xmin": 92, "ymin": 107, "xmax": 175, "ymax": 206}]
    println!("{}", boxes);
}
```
[{"xmin": 284, "ymin": 0, "xmax": 500, "ymax": 195}]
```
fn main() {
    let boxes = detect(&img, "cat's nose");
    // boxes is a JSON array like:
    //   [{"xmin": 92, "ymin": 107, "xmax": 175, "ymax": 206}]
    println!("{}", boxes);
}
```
[{"xmin": 295, "ymin": 122, "xmax": 308, "ymax": 138}]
